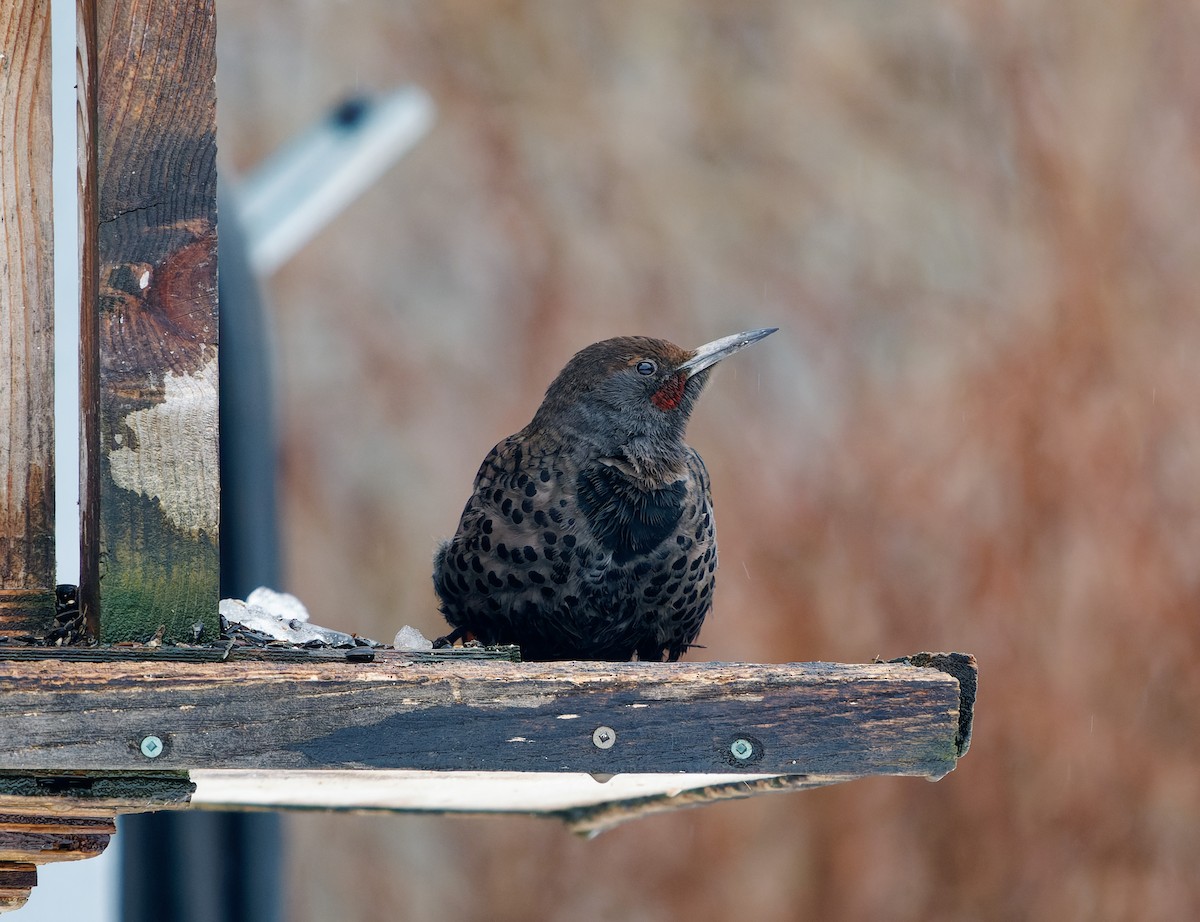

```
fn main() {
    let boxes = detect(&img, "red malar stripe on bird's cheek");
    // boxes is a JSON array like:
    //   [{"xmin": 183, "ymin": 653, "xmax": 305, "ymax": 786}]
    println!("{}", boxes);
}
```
[{"xmin": 651, "ymin": 372, "xmax": 687, "ymax": 411}]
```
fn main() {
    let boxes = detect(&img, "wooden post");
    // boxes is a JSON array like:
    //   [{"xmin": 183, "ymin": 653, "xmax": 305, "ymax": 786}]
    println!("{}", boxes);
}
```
[
  {"xmin": 0, "ymin": 0, "xmax": 56, "ymax": 637},
  {"xmin": 79, "ymin": 0, "xmax": 221, "ymax": 642}
]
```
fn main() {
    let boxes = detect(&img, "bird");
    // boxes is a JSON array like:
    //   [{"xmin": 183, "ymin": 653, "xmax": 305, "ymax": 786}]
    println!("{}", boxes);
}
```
[{"xmin": 432, "ymin": 328, "xmax": 776, "ymax": 662}]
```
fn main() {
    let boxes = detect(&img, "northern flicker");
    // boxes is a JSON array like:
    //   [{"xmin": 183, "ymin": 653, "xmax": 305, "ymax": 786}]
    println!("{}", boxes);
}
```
[{"xmin": 433, "ymin": 328, "xmax": 776, "ymax": 661}]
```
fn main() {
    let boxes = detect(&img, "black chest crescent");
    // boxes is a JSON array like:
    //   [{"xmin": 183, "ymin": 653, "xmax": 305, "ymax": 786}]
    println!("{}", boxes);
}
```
[{"xmin": 575, "ymin": 464, "xmax": 688, "ymax": 565}]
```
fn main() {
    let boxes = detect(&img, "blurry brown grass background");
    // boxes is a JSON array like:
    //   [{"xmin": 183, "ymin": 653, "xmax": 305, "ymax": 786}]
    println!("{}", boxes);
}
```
[{"xmin": 216, "ymin": 2, "xmax": 1200, "ymax": 919}]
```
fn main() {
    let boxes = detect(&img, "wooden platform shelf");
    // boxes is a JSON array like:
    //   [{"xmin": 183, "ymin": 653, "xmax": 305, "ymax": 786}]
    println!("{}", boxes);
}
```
[
  {"xmin": 0, "ymin": 0, "xmax": 977, "ymax": 910},
  {"xmin": 0, "ymin": 649, "xmax": 975, "ymax": 781},
  {"xmin": 0, "ymin": 646, "xmax": 975, "ymax": 908}
]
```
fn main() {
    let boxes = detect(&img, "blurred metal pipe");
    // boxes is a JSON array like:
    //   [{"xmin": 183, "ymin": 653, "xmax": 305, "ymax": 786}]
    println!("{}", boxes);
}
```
[{"xmin": 237, "ymin": 86, "xmax": 435, "ymax": 275}]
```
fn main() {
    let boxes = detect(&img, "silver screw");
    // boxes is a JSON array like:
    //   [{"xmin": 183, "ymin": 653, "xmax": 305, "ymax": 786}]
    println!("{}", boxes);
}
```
[
  {"xmin": 730, "ymin": 738, "xmax": 754, "ymax": 760},
  {"xmin": 140, "ymin": 735, "xmax": 164, "ymax": 759},
  {"xmin": 592, "ymin": 726, "xmax": 616, "ymax": 749}
]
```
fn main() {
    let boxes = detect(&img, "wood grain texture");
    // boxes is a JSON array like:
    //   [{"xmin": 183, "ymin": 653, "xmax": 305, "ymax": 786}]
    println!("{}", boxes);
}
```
[
  {"xmin": 0, "ymin": 0, "xmax": 56, "ymax": 636},
  {"xmin": 0, "ymin": 654, "xmax": 971, "ymax": 778},
  {"xmin": 0, "ymin": 814, "xmax": 112, "ymax": 915},
  {"xmin": 86, "ymin": 0, "xmax": 220, "ymax": 641},
  {"xmin": 0, "ymin": 813, "xmax": 114, "ymax": 863},
  {"xmin": 78, "ymin": 0, "xmax": 101, "ymax": 638},
  {"xmin": 0, "ymin": 862, "xmax": 36, "ymax": 914}
]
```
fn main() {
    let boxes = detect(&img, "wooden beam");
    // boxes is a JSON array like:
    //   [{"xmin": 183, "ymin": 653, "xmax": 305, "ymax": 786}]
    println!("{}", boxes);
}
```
[
  {"xmin": 0, "ymin": 654, "xmax": 971, "ymax": 777},
  {"xmin": 0, "ymin": 654, "xmax": 975, "ymax": 839},
  {"xmin": 0, "ymin": 0, "xmax": 56, "ymax": 637},
  {"xmin": 81, "ymin": 0, "xmax": 220, "ymax": 642}
]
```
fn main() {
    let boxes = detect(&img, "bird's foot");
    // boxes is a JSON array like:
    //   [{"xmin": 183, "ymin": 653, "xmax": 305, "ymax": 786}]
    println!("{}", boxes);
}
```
[{"xmin": 432, "ymin": 626, "xmax": 470, "ymax": 649}]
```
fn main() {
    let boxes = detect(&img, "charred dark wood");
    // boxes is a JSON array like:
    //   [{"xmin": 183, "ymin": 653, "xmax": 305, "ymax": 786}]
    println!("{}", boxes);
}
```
[
  {"xmin": 889, "ymin": 652, "xmax": 976, "ymax": 757},
  {"xmin": 0, "ymin": 813, "xmax": 115, "ymax": 864},
  {"xmin": 0, "ymin": 771, "xmax": 194, "ymax": 815},
  {"xmin": 0, "ymin": 813, "xmax": 115, "ymax": 915}
]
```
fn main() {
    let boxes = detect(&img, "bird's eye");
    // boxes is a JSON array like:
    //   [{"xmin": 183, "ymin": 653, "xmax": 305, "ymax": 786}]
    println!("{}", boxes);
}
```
[{"xmin": 636, "ymin": 360, "xmax": 657, "ymax": 376}]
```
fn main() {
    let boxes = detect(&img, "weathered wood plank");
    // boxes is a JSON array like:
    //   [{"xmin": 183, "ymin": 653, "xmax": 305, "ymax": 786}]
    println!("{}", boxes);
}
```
[
  {"xmin": 0, "ymin": 655, "xmax": 970, "ymax": 777},
  {"xmin": 893, "ymin": 651, "xmax": 976, "ymax": 756},
  {"xmin": 0, "ymin": 0, "xmax": 56, "ymax": 636},
  {"xmin": 0, "ymin": 654, "xmax": 974, "ymax": 838},
  {"xmin": 83, "ymin": 0, "xmax": 220, "ymax": 642}
]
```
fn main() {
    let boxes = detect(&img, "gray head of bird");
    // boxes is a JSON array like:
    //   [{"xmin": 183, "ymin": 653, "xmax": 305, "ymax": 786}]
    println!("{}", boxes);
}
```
[{"xmin": 528, "ymin": 328, "xmax": 777, "ymax": 471}]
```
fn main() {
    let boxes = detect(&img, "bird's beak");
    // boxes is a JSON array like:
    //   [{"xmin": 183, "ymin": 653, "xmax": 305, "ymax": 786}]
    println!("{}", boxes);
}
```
[{"xmin": 677, "ymin": 328, "xmax": 777, "ymax": 378}]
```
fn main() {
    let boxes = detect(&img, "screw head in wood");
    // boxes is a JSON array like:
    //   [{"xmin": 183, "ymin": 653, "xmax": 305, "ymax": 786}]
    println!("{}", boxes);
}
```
[
  {"xmin": 592, "ymin": 726, "xmax": 616, "ymax": 749},
  {"xmin": 730, "ymin": 738, "xmax": 754, "ymax": 760},
  {"xmin": 140, "ymin": 735, "xmax": 164, "ymax": 759}
]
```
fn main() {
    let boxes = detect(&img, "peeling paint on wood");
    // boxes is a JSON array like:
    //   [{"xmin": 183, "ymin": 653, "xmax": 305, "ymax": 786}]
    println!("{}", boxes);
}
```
[
  {"xmin": 86, "ymin": 0, "xmax": 221, "ymax": 641},
  {"xmin": 108, "ymin": 356, "xmax": 220, "ymax": 534}
]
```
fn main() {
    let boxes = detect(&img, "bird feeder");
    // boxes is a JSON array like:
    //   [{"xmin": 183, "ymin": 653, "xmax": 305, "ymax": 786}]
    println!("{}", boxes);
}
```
[{"xmin": 0, "ymin": 0, "xmax": 975, "ymax": 911}]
